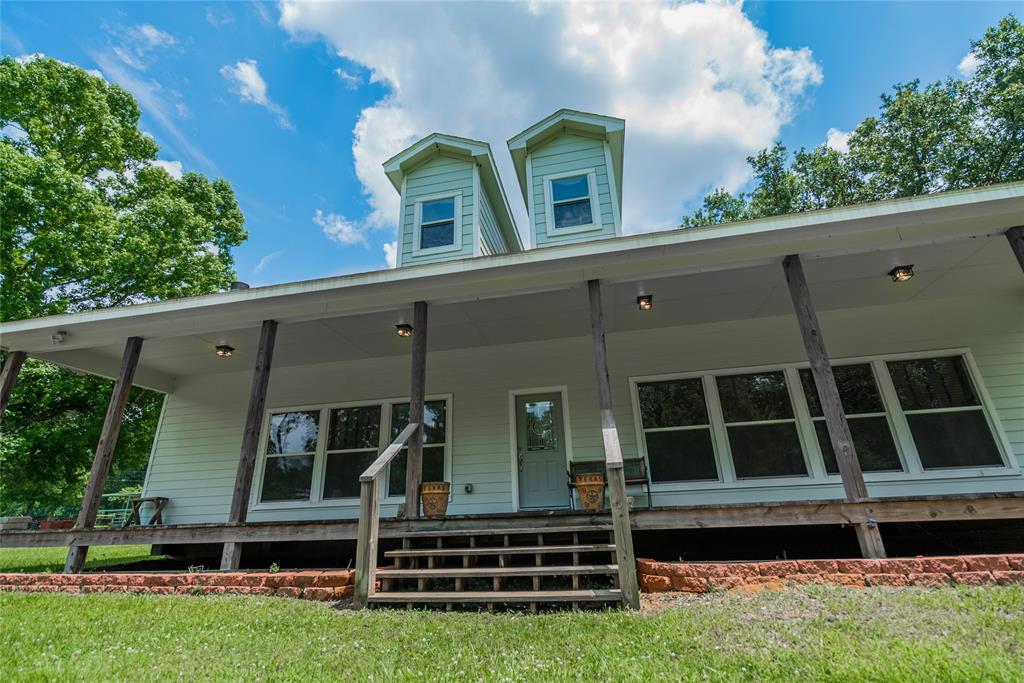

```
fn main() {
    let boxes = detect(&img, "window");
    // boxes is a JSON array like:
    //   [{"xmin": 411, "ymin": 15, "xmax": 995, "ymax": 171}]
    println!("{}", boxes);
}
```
[
  {"xmin": 716, "ymin": 372, "xmax": 807, "ymax": 478},
  {"xmin": 636, "ymin": 379, "xmax": 717, "ymax": 482},
  {"xmin": 260, "ymin": 411, "xmax": 319, "ymax": 502},
  {"xmin": 799, "ymin": 365, "xmax": 902, "ymax": 474},
  {"xmin": 386, "ymin": 400, "xmax": 447, "ymax": 496},
  {"xmin": 256, "ymin": 397, "xmax": 450, "ymax": 506},
  {"xmin": 322, "ymin": 405, "xmax": 381, "ymax": 499},
  {"xmin": 887, "ymin": 357, "xmax": 1003, "ymax": 469},
  {"xmin": 416, "ymin": 196, "xmax": 459, "ymax": 251}
]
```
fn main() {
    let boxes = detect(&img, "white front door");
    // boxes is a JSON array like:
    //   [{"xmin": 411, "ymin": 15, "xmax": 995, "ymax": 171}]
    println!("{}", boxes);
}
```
[{"xmin": 515, "ymin": 393, "xmax": 569, "ymax": 509}]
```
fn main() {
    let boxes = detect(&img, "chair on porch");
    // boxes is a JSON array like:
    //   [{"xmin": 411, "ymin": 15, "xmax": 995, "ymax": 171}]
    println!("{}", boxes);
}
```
[{"xmin": 567, "ymin": 458, "xmax": 652, "ymax": 509}]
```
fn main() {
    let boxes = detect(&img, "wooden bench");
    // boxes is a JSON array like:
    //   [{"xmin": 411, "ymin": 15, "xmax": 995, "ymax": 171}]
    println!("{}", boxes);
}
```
[{"xmin": 567, "ymin": 459, "xmax": 652, "ymax": 509}]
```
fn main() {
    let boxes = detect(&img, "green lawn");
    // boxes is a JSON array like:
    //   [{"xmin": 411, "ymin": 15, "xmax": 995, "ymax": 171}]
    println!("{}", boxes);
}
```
[
  {"xmin": 0, "ymin": 545, "xmax": 160, "ymax": 573},
  {"xmin": 3, "ymin": 586, "xmax": 1022, "ymax": 681}
]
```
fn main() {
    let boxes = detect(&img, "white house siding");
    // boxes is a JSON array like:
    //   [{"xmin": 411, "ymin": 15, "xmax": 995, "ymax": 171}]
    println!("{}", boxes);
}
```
[
  {"xmin": 400, "ymin": 154, "xmax": 475, "ymax": 265},
  {"xmin": 529, "ymin": 133, "xmax": 617, "ymax": 246},
  {"xmin": 142, "ymin": 292, "xmax": 1024, "ymax": 524}
]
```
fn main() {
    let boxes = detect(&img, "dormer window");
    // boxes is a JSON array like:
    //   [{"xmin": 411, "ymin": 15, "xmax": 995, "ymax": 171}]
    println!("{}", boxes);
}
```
[
  {"xmin": 414, "ymin": 192, "xmax": 462, "ymax": 255},
  {"xmin": 544, "ymin": 170, "xmax": 602, "ymax": 236}
]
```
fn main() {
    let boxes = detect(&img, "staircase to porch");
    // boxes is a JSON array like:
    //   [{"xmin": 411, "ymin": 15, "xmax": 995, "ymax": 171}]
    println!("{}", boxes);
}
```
[{"xmin": 370, "ymin": 524, "xmax": 623, "ymax": 610}]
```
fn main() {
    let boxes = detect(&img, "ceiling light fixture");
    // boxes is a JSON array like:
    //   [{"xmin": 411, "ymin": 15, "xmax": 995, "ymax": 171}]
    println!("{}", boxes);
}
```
[
  {"xmin": 215, "ymin": 345, "xmax": 234, "ymax": 357},
  {"xmin": 395, "ymin": 323, "xmax": 414, "ymax": 337},
  {"xmin": 637, "ymin": 294, "xmax": 653, "ymax": 311},
  {"xmin": 888, "ymin": 265, "xmax": 914, "ymax": 282}
]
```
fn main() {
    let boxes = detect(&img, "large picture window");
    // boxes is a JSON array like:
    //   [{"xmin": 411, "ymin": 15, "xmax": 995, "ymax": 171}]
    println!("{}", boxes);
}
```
[
  {"xmin": 887, "ymin": 357, "xmax": 1003, "ymax": 470},
  {"xmin": 636, "ymin": 378, "xmax": 717, "ymax": 483},
  {"xmin": 257, "ymin": 397, "xmax": 450, "ymax": 506},
  {"xmin": 798, "ymin": 365, "xmax": 902, "ymax": 474}
]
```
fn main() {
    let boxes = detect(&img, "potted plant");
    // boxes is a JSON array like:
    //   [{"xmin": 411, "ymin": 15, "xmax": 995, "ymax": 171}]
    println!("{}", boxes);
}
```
[
  {"xmin": 575, "ymin": 473, "xmax": 606, "ymax": 511},
  {"xmin": 419, "ymin": 482, "xmax": 451, "ymax": 518}
]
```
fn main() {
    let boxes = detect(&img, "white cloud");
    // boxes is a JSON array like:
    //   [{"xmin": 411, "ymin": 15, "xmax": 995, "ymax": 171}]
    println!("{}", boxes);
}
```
[
  {"xmin": 280, "ymin": 1, "xmax": 823, "ymax": 234},
  {"xmin": 107, "ymin": 23, "xmax": 177, "ymax": 70},
  {"xmin": 383, "ymin": 241, "xmax": 398, "ymax": 269},
  {"xmin": 957, "ymin": 52, "xmax": 980, "ymax": 78},
  {"xmin": 205, "ymin": 6, "xmax": 235, "ymax": 27},
  {"xmin": 825, "ymin": 128, "xmax": 851, "ymax": 154},
  {"xmin": 250, "ymin": 1, "xmax": 273, "ymax": 25},
  {"xmin": 314, "ymin": 209, "xmax": 367, "ymax": 245},
  {"xmin": 220, "ymin": 59, "xmax": 293, "ymax": 129},
  {"xmin": 151, "ymin": 159, "xmax": 183, "ymax": 179},
  {"xmin": 335, "ymin": 68, "xmax": 360, "ymax": 90},
  {"xmin": 254, "ymin": 249, "xmax": 284, "ymax": 273}
]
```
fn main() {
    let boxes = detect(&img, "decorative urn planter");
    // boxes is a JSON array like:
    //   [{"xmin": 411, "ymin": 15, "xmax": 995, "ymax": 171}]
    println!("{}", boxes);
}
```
[
  {"xmin": 575, "ymin": 473, "xmax": 606, "ymax": 511},
  {"xmin": 420, "ymin": 482, "xmax": 451, "ymax": 518}
]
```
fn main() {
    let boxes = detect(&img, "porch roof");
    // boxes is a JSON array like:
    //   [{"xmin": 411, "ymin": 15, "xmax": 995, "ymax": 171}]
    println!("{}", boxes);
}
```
[{"xmin": 1, "ymin": 183, "xmax": 1022, "ymax": 392}]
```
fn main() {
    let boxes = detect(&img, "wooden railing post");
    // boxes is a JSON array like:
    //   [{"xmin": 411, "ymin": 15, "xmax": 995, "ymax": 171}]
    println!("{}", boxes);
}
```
[
  {"xmin": 0, "ymin": 350, "xmax": 28, "ymax": 429},
  {"xmin": 221, "ymin": 319, "xmax": 278, "ymax": 570},
  {"xmin": 782, "ymin": 255, "xmax": 886, "ymax": 558},
  {"xmin": 64, "ymin": 337, "xmax": 144, "ymax": 574},
  {"xmin": 403, "ymin": 301, "xmax": 428, "ymax": 519},
  {"xmin": 587, "ymin": 279, "xmax": 641, "ymax": 609},
  {"xmin": 1007, "ymin": 226, "xmax": 1024, "ymax": 273}
]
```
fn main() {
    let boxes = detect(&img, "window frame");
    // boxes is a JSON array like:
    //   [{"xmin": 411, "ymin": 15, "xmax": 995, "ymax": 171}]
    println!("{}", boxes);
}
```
[
  {"xmin": 628, "ymin": 349, "xmax": 1014, "ymax": 495},
  {"xmin": 634, "ymin": 376, "xmax": 722, "ymax": 484},
  {"xmin": 250, "ymin": 394, "xmax": 453, "ymax": 512},
  {"xmin": 542, "ymin": 169, "xmax": 603, "ymax": 237},
  {"xmin": 412, "ymin": 191, "xmax": 463, "ymax": 257}
]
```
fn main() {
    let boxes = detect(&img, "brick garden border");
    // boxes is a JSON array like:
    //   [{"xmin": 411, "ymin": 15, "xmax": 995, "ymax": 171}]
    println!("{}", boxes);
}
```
[
  {"xmin": 637, "ymin": 554, "xmax": 1024, "ymax": 593},
  {"xmin": 0, "ymin": 570, "xmax": 355, "ymax": 601}
]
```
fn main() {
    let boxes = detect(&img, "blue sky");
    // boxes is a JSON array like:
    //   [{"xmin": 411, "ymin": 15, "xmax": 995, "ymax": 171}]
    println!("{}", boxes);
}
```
[{"xmin": 1, "ymin": 1, "xmax": 1016, "ymax": 286}]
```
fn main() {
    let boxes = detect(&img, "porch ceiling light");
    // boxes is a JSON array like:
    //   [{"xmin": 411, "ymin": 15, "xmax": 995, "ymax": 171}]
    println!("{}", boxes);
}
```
[
  {"xmin": 215, "ymin": 344, "xmax": 235, "ymax": 357},
  {"xmin": 637, "ymin": 294, "xmax": 653, "ymax": 311},
  {"xmin": 395, "ymin": 323, "xmax": 414, "ymax": 337},
  {"xmin": 888, "ymin": 265, "xmax": 914, "ymax": 282}
]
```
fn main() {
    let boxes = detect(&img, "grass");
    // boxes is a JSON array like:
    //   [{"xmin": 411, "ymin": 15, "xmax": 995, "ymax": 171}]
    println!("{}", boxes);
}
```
[
  {"xmin": 3, "ymin": 586, "xmax": 1022, "ymax": 681},
  {"xmin": 0, "ymin": 545, "xmax": 160, "ymax": 573}
]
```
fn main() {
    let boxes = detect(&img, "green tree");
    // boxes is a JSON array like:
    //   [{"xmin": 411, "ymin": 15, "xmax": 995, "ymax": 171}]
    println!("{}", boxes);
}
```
[
  {"xmin": 681, "ymin": 14, "xmax": 1024, "ymax": 226},
  {"xmin": 0, "ymin": 56, "xmax": 247, "ymax": 516}
]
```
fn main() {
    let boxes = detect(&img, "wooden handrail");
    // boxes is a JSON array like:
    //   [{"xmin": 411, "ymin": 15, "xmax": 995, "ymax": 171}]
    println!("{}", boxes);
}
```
[{"xmin": 353, "ymin": 422, "xmax": 420, "ymax": 609}]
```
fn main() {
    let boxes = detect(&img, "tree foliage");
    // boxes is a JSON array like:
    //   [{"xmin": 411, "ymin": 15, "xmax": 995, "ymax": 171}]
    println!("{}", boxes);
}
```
[
  {"xmin": 682, "ymin": 14, "xmax": 1024, "ymax": 227},
  {"xmin": 0, "ymin": 56, "xmax": 247, "ymax": 515}
]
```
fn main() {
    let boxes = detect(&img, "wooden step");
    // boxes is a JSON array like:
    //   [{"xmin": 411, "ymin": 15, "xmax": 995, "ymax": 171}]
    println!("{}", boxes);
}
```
[
  {"xmin": 368, "ymin": 589, "xmax": 622, "ymax": 604},
  {"xmin": 394, "ymin": 524, "xmax": 612, "ymax": 539},
  {"xmin": 384, "ymin": 544, "xmax": 615, "ymax": 558},
  {"xmin": 377, "ymin": 564, "xmax": 618, "ymax": 579}
]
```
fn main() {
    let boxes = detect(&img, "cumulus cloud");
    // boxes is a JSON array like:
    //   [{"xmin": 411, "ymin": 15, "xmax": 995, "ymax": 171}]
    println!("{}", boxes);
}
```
[
  {"xmin": 280, "ymin": 1, "xmax": 823, "ymax": 234},
  {"xmin": 825, "ymin": 128, "xmax": 851, "ymax": 153},
  {"xmin": 314, "ymin": 209, "xmax": 367, "ymax": 245},
  {"xmin": 383, "ymin": 241, "xmax": 398, "ymax": 269},
  {"xmin": 151, "ymin": 159, "xmax": 183, "ymax": 179},
  {"xmin": 220, "ymin": 59, "xmax": 293, "ymax": 129},
  {"xmin": 957, "ymin": 52, "xmax": 980, "ymax": 78}
]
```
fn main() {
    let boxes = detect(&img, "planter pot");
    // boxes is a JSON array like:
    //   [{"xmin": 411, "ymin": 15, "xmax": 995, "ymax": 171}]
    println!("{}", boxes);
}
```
[
  {"xmin": 575, "ymin": 473, "xmax": 606, "ymax": 511},
  {"xmin": 420, "ymin": 482, "xmax": 451, "ymax": 518},
  {"xmin": 39, "ymin": 519, "xmax": 75, "ymax": 530}
]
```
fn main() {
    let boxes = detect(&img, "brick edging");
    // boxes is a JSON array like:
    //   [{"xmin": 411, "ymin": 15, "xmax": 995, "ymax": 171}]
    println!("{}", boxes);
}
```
[
  {"xmin": 637, "ymin": 554, "xmax": 1024, "ymax": 593},
  {"xmin": 0, "ymin": 570, "xmax": 356, "ymax": 601}
]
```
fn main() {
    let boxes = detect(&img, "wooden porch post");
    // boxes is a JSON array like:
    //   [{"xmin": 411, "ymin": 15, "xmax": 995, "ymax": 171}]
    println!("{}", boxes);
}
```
[
  {"xmin": 782, "ymin": 255, "xmax": 886, "ymax": 558},
  {"xmin": 403, "ymin": 301, "xmax": 428, "ymax": 519},
  {"xmin": 0, "ymin": 350, "xmax": 28, "ymax": 429},
  {"xmin": 64, "ymin": 337, "xmax": 144, "ymax": 573},
  {"xmin": 587, "ymin": 279, "xmax": 641, "ymax": 609},
  {"xmin": 1007, "ymin": 226, "xmax": 1024, "ymax": 273},
  {"xmin": 220, "ymin": 319, "xmax": 278, "ymax": 570}
]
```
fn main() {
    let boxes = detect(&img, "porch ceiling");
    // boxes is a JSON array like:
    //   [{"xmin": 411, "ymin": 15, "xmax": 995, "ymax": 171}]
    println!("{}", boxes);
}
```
[{"xmin": 24, "ymin": 232, "xmax": 1022, "ymax": 393}]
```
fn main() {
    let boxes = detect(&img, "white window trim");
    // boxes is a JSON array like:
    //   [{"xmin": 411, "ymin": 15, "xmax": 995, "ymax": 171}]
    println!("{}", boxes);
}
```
[
  {"xmin": 543, "ymin": 169, "xmax": 603, "ymax": 237},
  {"xmin": 412, "ymin": 191, "xmax": 463, "ymax": 257},
  {"xmin": 250, "ymin": 394, "xmax": 453, "ymax": 512},
  {"xmin": 627, "ymin": 348, "xmax": 1016, "ymax": 496}
]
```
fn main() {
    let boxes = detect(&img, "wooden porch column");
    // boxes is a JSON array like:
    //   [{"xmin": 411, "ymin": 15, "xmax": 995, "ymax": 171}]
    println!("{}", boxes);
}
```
[
  {"xmin": 0, "ymin": 350, "xmax": 28, "ymax": 429},
  {"xmin": 587, "ymin": 279, "xmax": 641, "ymax": 609},
  {"xmin": 782, "ymin": 255, "xmax": 886, "ymax": 558},
  {"xmin": 64, "ymin": 337, "xmax": 144, "ymax": 573},
  {"xmin": 220, "ymin": 319, "xmax": 278, "ymax": 570},
  {"xmin": 402, "ymin": 301, "xmax": 428, "ymax": 519},
  {"xmin": 1007, "ymin": 226, "xmax": 1024, "ymax": 273}
]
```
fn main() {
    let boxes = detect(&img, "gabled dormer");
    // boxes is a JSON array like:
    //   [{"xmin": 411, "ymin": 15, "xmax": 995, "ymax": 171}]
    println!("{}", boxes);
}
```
[
  {"xmin": 507, "ymin": 110, "xmax": 624, "ymax": 248},
  {"xmin": 383, "ymin": 134, "xmax": 522, "ymax": 267}
]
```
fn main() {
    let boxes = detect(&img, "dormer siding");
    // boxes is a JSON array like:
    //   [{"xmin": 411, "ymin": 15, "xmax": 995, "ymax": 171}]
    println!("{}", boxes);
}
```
[{"xmin": 399, "ymin": 154, "xmax": 476, "ymax": 265}]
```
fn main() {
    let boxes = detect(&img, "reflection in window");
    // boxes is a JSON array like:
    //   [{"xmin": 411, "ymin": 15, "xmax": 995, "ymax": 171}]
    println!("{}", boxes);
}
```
[
  {"xmin": 388, "ymin": 400, "xmax": 447, "ymax": 496},
  {"xmin": 637, "ymin": 379, "xmax": 717, "ymax": 482},
  {"xmin": 550, "ymin": 174, "xmax": 593, "ymax": 229},
  {"xmin": 798, "ymin": 365, "xmax": 902, "ymax": 474},
  {"xmin": 261, "ymin": 411, "xmax": 319, "ymax": 502},
  {"xmin": 323, "ymin": 405, "xmax": 381, "ymax": 499},
  {"xmin": 716, "ymin": 372, "xmax": 807, "ymax": 478},
  {"xmin": 524, "ymin": 401, "xmax": 556, "ymax": 451},
  {"xmin": 419, "ymin": 197, "xmax": 456, "ymax": 249}
]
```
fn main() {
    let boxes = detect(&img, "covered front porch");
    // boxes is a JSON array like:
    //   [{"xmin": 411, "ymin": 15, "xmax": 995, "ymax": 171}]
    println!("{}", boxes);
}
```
[{"xmin": 2, "ymin": 185, "xmax": 1023, "ymax": 607}]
